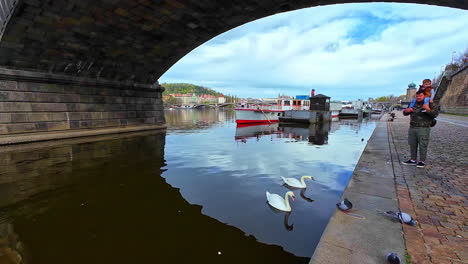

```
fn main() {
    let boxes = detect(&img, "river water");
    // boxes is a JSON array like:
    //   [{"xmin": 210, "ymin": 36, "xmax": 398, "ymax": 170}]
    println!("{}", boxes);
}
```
[{"xmin": 0, "ymin": 109, "xmax": 376, "ymax": 264}]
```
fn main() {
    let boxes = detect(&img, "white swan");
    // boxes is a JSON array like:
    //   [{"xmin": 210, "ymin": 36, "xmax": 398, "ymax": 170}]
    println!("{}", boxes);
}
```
[
  {"xmin": 281, "ymin": 176, "xmax": 315, "ymax": 188},
  {"xmin": 266, "ymin": 191, "xmax": 295, "ymax": 212}
]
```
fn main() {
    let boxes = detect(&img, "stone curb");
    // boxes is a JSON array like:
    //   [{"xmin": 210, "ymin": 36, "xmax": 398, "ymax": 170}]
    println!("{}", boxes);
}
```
[{"xmin": 0, "ymin": 124, "xmax": 166, "ymax": 145}]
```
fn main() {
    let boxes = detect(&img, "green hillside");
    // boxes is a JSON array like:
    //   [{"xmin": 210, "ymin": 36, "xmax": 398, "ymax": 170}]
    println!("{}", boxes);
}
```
[{"xmin": 161, "ymin": 83, "xmax": 222, "ymax": 96}]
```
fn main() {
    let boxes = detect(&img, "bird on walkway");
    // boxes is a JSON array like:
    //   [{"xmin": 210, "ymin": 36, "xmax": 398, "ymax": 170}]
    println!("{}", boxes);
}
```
[
  {"xmin": 385, "ymin": 211, "xmax": 416, "ymax": 226},
  {"xmin": 386, "ymin": 253, "xmax": 401, "ymax": 264},
  {"xmin": 336, "ymin": 198, "xmax": 353, "ymax": 211}
]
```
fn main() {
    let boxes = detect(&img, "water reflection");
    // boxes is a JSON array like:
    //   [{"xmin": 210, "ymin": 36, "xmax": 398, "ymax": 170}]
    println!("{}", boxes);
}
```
[
  {"xmin": 163, "ymin": 110, "xmax": 376, "ymax": 257},
  {"xmin": 0, "ymin": 213, "xmax": 29, "ymax": 264},
  {"xmin": 165, "ymin": 109, "xmax": 235, "ymax": 131},
  {"xmin": 0, "ymin": 130, "xmax": 306, "ymax": 264},
  {"xmin": 235, "ymin": 119, "xmax": 373, "ymax": 146},
  {"xmin": 235, "ymin": 122, "xmax": 337, "ymax": 145},
  {"xmin": 0, "ymin": 109, "xmax": 376, "ymax": 262}
]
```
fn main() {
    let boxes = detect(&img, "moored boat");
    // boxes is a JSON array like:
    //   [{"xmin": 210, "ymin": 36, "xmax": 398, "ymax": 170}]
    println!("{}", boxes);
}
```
[
  {"xmin": 235, "ymin": 105, "xmax": 284, "ymax": 124},
  {"xmin": 235, "ymin": 96, "xmax": 310, "ymax": 124}
]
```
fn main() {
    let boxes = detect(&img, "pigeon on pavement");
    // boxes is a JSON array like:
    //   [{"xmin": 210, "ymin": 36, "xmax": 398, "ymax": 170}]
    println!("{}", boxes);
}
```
[{"xmin": 336, "ymin": 198, "xmax": 353, "ymax": 211}]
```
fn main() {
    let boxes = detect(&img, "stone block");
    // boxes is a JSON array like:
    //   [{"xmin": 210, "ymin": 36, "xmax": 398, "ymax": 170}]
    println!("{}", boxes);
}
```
[
  {"xmin": 69, "ymin": 112, "xmax": 82, "ymax": 120},
  {"xmin": 47, "ymin": 121, "xmax": 70, "ymax": 131},
  {"xmin": 106, "ymin": 119, "xmax": 121, "ymax": 127},
  {"xmin": 100, "ymin": 112, "xmax": 111, "ymax": 119},
  {"xmin": 66, "ymin": 103, "xmax": 80, "ymax": 111},
  {"xmin": 144, "ymin": 111, "xmax": 156, "ymax": 117},
  {"xmin": 0, "ymin": 124, "xmax": 8, "ymax": 134},
  {"xmin": 69, "ymin": 120, "xmax": 80, "ymax": 129},
  {"xmin": 10, "ymin": 113, "xmax": 30, "ymax": 122},
  {"xmin": 91, "ymin": 96, "xmax": 106, "ymax": 104},
  {"xmin": 0, "ymin": 91, "xmax": 13, "ymax": 101},
  {"xmin": 0, "ymin": 81, "xmax": 18, "ymax": 91},
  {"xmin": 127, "ymin": 111, "xmax": 136, "ymax": 118},
  {"xmin": 7, "ymin": 123, "xmax": 37, "ymax": 133},
  {"xmin": 114, "ymin": 112, "xmax": 126, "ymax": 119},
  {"xmin": 35, "ymin": 122, "xmax": 48, "ymax": 131},
  {"xmin": 127, "ymin": 118, "xmax": 143, "ymax": 125},
  {"xmin": 0, "ymin": 102, "xmax": 32, "ymax": 112},
  {"xmin": 27, "ymin": 112, "xmax": 51, "ymax": 122},
  {"xmin": 21, "ymin": 83, "xmax": 64, "ymax": 93},
  {"xmin": 81, "ymin": 112, "xmax": 92, "ymax": 120},
  {"xmin": 77, "ymin": 104, "xmax": 89, "ymax": 112},
  {"xmin": 114, "ymin": 97, "xmax": 123, "ymax": 104},
  {"xmin": 79, "ymin": 120, "xmax": 91, "ymax": 128},
  {"xmin": 32, "ymin": 92, "xmax": 62, "ymax": 102},
  {"xmin": 31, "ymin": 103, "xmax": 67, "ymax": 112},
  {"xmin": 51, "ymin": 112, "xmax": 67, "ymax": 121},
  {"xmin": 91, "ymin": 120, "xmax": 105, "ymax": 127},
  {"xmin": 91, "ymin": 112, "xmax": 102, "ymax": 120},
  {"xmin": 0, "ymin": 113, "xmax": 11, "ymax": 123},
  {"xmin": 61, "ymin": 94, "xmax": 80, "ymax": 102},
  {"xmin": 79, "ymin": 95, "xmax": 91, "ymax": 103}
]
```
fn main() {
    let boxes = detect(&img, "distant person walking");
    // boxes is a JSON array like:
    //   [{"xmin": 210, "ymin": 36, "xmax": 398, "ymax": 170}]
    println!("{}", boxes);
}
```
[{"xmin": 401, "ymin": 90, "xmax": 439, "ymax": 168}]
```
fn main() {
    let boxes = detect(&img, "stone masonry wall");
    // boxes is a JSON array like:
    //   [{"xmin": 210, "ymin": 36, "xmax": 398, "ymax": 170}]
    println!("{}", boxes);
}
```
[
  {"xmin": 440, "ymin": 65, "xmax": 468, "ymax": 115},
  {"xmin": 0, "ymin": 79, "xmax": 165, "ymax": 135}
]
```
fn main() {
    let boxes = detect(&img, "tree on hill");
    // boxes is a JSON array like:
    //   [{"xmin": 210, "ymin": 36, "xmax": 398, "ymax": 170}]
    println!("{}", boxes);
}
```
[
  {"xmin": 373, "ymin": 94, "xmax": 405, "ymax": 102},
  {"xmin": 165, "ymin": 96, "xmax": 179, "ymax": 105},
  {"xmin": 161, "ymin": 83, "xmax": 221, "ymax": 96}
]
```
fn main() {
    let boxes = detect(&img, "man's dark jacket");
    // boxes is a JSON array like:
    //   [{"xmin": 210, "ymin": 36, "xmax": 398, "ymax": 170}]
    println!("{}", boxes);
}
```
[{"xmin": 403, "ymin": 101, "xmax": 439, "ymax": 127}]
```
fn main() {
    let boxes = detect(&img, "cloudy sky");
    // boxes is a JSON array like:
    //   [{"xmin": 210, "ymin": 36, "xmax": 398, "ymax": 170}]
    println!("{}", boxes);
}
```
[{"xmin": 159, "ymin": 3, "xmax": 468, "ymax": 100}]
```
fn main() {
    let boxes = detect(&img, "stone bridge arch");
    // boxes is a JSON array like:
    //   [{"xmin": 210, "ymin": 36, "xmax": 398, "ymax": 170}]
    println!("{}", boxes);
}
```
[
  {"xmin": 0, "ymin": 0, "xmax": 466, "ymax": 142},
  {"xmin": 1, "ymin": 0, "xmax": 467, "ymax": 83}
]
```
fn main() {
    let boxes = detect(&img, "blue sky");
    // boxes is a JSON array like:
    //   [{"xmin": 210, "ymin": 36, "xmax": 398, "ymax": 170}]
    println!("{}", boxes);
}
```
[{"xmin": 159, "ymin": 3, "xmax": 468, "ymax": 100}]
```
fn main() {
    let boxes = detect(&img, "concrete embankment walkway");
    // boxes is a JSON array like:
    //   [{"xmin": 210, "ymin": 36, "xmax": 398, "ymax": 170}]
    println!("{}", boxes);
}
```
[{"xmin": 310, "ymin": 117, "xmax": 406, "ymax": 264}]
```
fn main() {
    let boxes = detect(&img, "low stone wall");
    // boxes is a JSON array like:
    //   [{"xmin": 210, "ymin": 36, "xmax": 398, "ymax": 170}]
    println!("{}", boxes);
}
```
[
  {"xmin": 0, "ymin": 70, "xmax": 165, "ymax": 135},
  {"xmin": 440, "ymin": 65, "xmax": 468, "ymax": 115}
]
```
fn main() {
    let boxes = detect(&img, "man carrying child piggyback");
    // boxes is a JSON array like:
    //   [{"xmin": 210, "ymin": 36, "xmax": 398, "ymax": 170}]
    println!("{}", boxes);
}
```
[{"xmin": 401, "ymin": 88, "xmax": 439, "ymax": 168}]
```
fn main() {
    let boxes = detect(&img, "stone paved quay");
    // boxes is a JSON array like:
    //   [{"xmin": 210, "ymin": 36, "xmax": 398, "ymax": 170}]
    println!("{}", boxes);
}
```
[{"xmin": 389, "ymin": 112, "xmax": 468, "ymax": 264}]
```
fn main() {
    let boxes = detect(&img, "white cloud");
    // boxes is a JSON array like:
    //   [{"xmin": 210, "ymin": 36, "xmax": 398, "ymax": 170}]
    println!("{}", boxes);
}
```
[{"xmin": 160, "ymin": 3, "xmax": 468, "ymax": 100}]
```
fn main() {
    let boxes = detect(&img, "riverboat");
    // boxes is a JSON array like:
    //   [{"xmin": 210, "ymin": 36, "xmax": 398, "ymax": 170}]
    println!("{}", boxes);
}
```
[
  {"xmin": 235, "ymin": 104, "xmax": 284, "ymax": 124},
  {"xmin": 235, "ymin": 97, "xmax": 310, "ymax": 124}
]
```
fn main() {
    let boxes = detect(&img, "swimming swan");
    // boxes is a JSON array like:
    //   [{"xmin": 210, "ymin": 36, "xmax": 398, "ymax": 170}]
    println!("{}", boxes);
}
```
[
  {"xmin": 281, "ymin": 176, "xmax": 315, "ymax": 188},
  {"xmin": 266, "ymin": 191, "xmax": 295, "ymax": 212}
]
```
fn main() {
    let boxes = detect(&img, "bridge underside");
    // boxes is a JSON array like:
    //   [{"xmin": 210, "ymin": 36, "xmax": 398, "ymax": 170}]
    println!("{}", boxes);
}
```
[
  {"xmin": 1, "ymin": 0, "xmax": 466, "ymax": 84},
  {"xmin": 0, "ymin": 0, "xmax": 466, "ymax": 142}
]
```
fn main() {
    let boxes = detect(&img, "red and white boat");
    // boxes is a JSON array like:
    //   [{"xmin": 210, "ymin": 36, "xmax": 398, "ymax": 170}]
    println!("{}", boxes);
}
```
[
  {"xmin": 235, "ymin": 104, "xmax": 284, "ymax": 124},
  {"xmin": 235, "ymin": 98, "xmax": 310, "ymax": 124}
]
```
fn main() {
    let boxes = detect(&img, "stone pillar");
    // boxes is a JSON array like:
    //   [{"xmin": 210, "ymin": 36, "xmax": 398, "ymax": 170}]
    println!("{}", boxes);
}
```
[{"xmin": 0, "ymin": 68, "xmax": 165, "ymax": 139}]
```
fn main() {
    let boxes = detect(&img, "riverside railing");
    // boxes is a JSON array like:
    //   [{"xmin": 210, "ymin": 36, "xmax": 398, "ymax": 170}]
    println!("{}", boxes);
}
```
[{"xmin": 0, "ymin": 0, "xmax": 18, "ymax": 40}]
